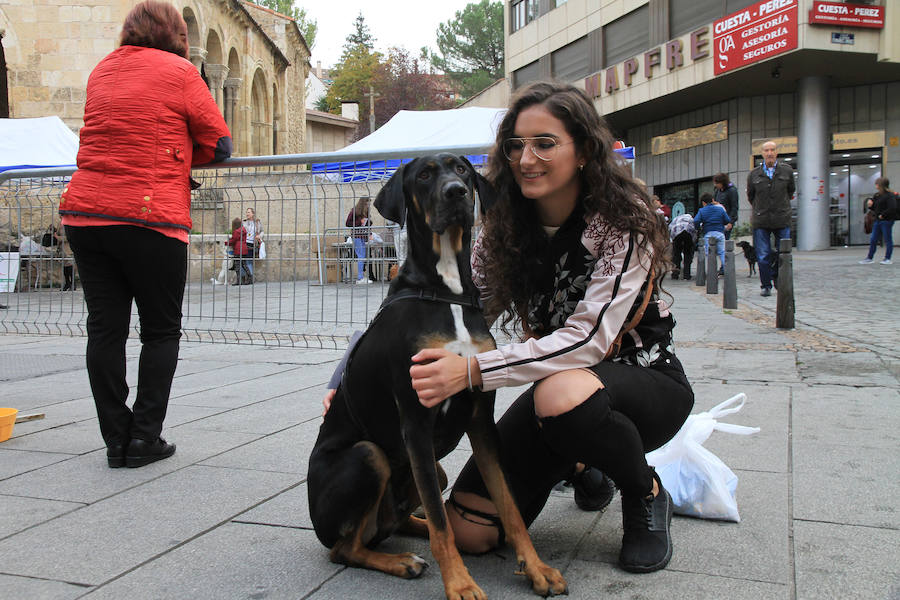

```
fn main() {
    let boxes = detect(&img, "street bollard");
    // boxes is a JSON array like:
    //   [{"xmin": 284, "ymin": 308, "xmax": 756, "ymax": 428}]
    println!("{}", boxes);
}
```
[
  {"xmin": 695, "ymin": 244, "xmax": 706, "ymax": 287},
  {"xmin": 723, "ymin": 239, "xmax": 737, "ymax": 309},
  {"xmin": 706, "ymin": 237, "xmax": 718, "ymax": 294},
  {"xmin": 776, "ymin": 238, "xmax": 794, "ymax": 329}
]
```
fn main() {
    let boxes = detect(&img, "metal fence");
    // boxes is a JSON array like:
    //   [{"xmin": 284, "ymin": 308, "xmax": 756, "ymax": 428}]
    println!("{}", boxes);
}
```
[{"xmin": 0, "ymin": 145, "xmax": 490, "ymax": 348}]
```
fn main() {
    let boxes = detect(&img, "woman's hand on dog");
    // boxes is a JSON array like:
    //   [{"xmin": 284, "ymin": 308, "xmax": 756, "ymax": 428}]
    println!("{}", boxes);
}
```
[
  {"xmin": 410, "ymin": 349, "xmax": 482, "ymax": 408},
  {"xmin": 322, "ymin": 389, "xmax": 336, "ymax": 415}
]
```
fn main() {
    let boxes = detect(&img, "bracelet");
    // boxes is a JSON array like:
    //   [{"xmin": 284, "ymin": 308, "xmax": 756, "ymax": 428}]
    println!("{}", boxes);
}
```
[{"xmin": 466, "ymin": 357, "xmax": 474, "ymax": 392}]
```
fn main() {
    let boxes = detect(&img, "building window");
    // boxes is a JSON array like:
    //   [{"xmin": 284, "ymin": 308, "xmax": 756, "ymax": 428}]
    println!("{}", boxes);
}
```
[
  {"xmin": 670, "ymin": 0, "xmax": 760, "ymax": 38},
  {"xmin": 513, "ymin": 60, "xmax": 541, "ymax": 89},
  {"xmin": 603, "ymin": 6, "xmax": 650, "ymax": 68},
  {"xmin": 511, "ymin": 0, "xmax": 539, "ymax": 33},
  {"xmin": 552, "ymin": 36, "xmax": 589, "ymax": 82},
  {"xmin": 554, "ymin": 0, "xmax": 568, "ymax": 7}
]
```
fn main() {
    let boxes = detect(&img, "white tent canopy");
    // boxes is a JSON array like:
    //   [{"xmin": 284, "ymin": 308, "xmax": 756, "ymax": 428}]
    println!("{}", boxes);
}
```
[
  {"xmin": 0, "ymin": 116, "xmax": 79, "ymax": 173},
  {"xmin": 333, "ymin": 106, "xmax": 506, "ymax": 155}
]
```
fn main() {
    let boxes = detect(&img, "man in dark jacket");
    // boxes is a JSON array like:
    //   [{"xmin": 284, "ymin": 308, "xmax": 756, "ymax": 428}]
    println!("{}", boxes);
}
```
[
  {"xmin": 746, "ymin": 141, "xmax": 795, "ymax": 297},
  {"xmin": 713, "ymin": 173, "xmax": 739, "ymax": 239}
]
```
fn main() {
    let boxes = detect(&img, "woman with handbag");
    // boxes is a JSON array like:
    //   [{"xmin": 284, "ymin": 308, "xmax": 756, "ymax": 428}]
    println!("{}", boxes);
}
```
[
  {"xmin": 242, "ymin": 207, "xmax": 264, "ymax": 283},
  {"xmin": 859, "ymin": 177, "xmax": 895, "ymax": 265}
]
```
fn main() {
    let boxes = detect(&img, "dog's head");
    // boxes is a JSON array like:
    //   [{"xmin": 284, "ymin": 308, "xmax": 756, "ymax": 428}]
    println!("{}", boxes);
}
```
[{"xmin": 374, "ymin": 154, "xmax": 496, "ymax": 234}]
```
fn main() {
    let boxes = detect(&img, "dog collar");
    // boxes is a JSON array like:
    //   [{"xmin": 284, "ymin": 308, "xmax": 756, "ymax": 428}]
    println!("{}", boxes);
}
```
[{"xmin": 379, "ymin": 288, "xmax": 483, "ymax": 311}]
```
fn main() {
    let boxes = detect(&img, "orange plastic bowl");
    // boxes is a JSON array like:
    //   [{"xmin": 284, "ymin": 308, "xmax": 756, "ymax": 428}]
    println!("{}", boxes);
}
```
[{"xmin": 0, "ymin": 408, "xmax": 18, "ymax": 442}]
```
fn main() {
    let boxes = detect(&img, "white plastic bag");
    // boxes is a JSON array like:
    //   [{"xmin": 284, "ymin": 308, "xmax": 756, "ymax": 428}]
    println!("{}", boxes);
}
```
[
  {"xmin": 646, "ymin": 393, "xmax": 759, "ymax": 522},
  {"xmin": 258, "ymin": 241, "xmax": 267, "ymax": 259}
]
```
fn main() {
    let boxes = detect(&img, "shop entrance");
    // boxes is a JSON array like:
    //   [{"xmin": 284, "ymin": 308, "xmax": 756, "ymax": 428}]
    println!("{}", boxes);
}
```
[
  {"xmin": 653, "ymin": 177, "xmax": 716, "ymax": 219},
  {"xmin": 829, "ymin": 149, "xmax": 882, "ymax": 246}
]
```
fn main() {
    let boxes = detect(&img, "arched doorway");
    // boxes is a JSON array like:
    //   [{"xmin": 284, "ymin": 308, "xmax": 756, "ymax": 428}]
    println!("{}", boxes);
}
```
[{"xmin": 250, "ymin": 69, "xmax": 269, "ymax": 156}]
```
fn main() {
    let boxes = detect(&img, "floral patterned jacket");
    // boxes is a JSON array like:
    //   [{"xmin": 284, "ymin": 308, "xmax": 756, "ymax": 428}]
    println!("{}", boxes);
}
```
[{"xmin": 472, "ymin": 209, "xmax": 676, "ymax": 391}]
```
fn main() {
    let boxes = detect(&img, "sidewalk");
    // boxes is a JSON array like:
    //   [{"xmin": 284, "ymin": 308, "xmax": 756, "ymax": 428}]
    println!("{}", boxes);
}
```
[{"xmin": 0, "ymin": 247, "xmax": 897, "ymax": 599}]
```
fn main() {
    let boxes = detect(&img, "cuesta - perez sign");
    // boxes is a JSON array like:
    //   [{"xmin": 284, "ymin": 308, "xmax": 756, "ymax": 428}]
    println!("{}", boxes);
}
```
[
  {"xmin": 713, "ymin": 0, "xmax": 798, "ymax": 75},
  {"xmin": 809, "ymin": 1, "xmax": 885, "ymax": 29}
]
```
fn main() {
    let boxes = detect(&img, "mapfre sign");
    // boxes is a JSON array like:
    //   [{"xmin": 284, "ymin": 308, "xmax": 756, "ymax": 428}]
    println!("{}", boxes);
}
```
[
  {"xmin": 713, "ymin": 0, "xmax": 798, "ymax": 75},
  {"xmin": 809, "ymin": 1, "xmax": 885, "ymax": 29}
]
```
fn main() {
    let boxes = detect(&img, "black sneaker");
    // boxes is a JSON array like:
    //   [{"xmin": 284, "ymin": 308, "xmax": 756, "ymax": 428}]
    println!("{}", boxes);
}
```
[
  {"xmin": 126, "ymin": 437, "xmax": 176, "ymax": 468},
  {"xmin": 619, "ymin": 470, "xmax": 673, "ymax": 573},
  {"xmin": 571, "ymin": 467, "xmax": 616, "ymax": 512}
]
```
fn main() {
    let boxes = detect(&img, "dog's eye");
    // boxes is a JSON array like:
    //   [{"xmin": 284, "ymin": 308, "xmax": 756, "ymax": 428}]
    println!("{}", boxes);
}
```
[
  {"xmin": 455, "ymin": 164, "xmax": 466, "ymax": 175},
  {"xmin": 417, "ymin": 170, "xmax": 432, "ymax": 181}
]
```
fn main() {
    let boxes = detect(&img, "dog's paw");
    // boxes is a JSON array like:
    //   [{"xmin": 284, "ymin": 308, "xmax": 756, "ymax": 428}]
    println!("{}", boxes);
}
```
[
  {"xmin": 445, "ymin": 580, "xmax": 487, "ymax": 600},
  {"xmin": 516, "ymin": 560, "xmax": 568, "ymax": 597},
  {"xmin": 394, "ymin": 553, "xmax": 428, "ymax": 578}
]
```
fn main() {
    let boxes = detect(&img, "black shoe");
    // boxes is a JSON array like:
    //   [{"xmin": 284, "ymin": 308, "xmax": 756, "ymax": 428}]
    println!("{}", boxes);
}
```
[
  {"xmin": 126, "ymin": 437, "xmax": 176, "ymax": 468},
  {"xmin": 671, "ymin": 270, "xmax": 680, "ymax": 280},
  {"xmin": 760, "ymin": 287, "xmax": 772, "ymax": 297},
  {"xmin": 619, "ymin": 470, "xmax": 673, "ymax": 573},
  {"xmin": 572, "ymin": 467, "xmax": 617, "ymax": 512},
  {"xmin": 107, "ymin": 442, "xmax": 128, "ymax": 468},
  {"xmin": 683, "ymin": 274, "xmax": 692, "ymax": 280},
  {"xmin": 717, "ymin": 268, "xmax": 724, "ymax": 277}
]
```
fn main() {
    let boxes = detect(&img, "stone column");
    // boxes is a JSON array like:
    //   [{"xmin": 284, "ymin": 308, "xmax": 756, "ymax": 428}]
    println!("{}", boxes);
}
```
[
  {"xmin": 223, "ymin": 78, "xmax": 242, "ymax": 134},
  {"xmin": 204, "ymin": 64, "xmax": 229, "ymax": 113},
  {"xmin": 797, "ymin": 75, "xmax": 830, "ymax": 251},
  {"xmin": 188, "ymin": 47, "xmax": 207, "ymax": 72}
]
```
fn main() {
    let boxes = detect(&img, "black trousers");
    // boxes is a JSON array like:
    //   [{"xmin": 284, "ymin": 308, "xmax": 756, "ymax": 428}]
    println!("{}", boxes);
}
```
[
  {"xmin": 453, "ymin": 357, "xmax": 694, "ymax": 526},
  {"xmin": 671, "ymin": 231, "xmax": 695, "ymax": 275},
  {"xmin": 66, "ymin": 225, "xmax": 186, "ymax": 446}
]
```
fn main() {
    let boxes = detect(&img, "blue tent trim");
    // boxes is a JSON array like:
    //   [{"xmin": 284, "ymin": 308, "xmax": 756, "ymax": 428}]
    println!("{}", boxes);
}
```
[
  {"xmin": 311, "ymin": 147, "xmax": 633, "ymax": 183},
  {"xmin": 0, "ymin": 163, "xmax": 76, "ymax": 173}
]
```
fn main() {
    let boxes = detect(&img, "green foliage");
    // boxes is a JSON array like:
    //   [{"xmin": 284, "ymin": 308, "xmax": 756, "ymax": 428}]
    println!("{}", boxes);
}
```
[
  {"xmin": 342, "ymin": 12, "xmax": 376, "ymax": 58},
  {"xmin": 732, "ymin": 222, "xmax": 752, "ymax": 239},
  {"xmin": 251, "ymin": 1, "xmax": 317, "ymax": 49},
  {"xmin": 313, "ymin": 95, "xmax": 330, "ymax": 112},
  {"xmin": 322, "ymin": 45, "xmax": 383, "ymax": 117},
  {"xmin": 428, "ymin": 0, "xmax": 504, "ymax": 99}
]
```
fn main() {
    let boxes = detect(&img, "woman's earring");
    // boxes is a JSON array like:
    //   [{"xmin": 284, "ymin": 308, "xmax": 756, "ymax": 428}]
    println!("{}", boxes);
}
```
[{"xmin": 578, "ymin": 164, "xmax": 585, "ymax": 171}]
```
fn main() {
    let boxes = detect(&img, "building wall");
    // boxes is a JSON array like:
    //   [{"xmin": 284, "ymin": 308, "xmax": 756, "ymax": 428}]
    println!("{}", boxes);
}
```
[
  {"xmin": 306, "ymin": 118, "xmax": 356, "ymax": 153},
  {"xmin": 0, "ymin": 0, "xmax": 309, "ymax": 156}
]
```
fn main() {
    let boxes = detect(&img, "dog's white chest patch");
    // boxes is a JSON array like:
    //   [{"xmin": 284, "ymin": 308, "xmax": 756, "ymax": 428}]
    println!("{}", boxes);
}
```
[
  {"xmin": 443, "ymin": 304, "xmax": 478, "ymax": 357},
  {"xmin": 435, "ymin": 232, "xmax": 463, "ymax": 294}
]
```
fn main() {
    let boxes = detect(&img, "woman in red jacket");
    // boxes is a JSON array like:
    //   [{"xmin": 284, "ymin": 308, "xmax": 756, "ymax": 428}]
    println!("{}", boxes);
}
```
[
  {"xmin": 59, "ymin": 0, "xmax": 232, "ymax": 469},
  {"xmin": 225, "ymin": 217, "xmax": 251, "ymax": 285}
]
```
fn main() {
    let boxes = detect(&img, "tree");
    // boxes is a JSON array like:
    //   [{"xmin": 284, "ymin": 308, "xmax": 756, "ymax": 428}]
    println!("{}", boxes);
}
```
[
  {"xmin": 251, "ymin": 1, "xmax": 317, "ymax": 49},
  {"xmin": 376, "ymin": 47, "xmax": 455, "ymax": 122},
  {"xmin": 321, "ymin": 44, "xmax": 383, "ymax": 136},
  {"xmin": 428, "ymin": 0, "xmax": 504, "ymax": 99},
  {"xmin": 341, "ymin": 12, "xmax": 375, "ymax": 58}
]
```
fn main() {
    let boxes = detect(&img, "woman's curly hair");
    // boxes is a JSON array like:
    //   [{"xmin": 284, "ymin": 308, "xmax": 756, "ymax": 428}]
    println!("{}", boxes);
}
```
[
  {"xmin": 480, "ymin": 81, "xmax": 670, "ymax": 333},
  {"xmin": 119, "ymin": 0, "xmax": 189, "ymax": 59}
]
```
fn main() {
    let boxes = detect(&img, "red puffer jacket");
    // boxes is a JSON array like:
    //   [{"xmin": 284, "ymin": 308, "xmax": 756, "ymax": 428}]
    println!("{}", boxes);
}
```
[{"xmin": 60, "ymin": 45, "xmax": 232, "ymax": 232}]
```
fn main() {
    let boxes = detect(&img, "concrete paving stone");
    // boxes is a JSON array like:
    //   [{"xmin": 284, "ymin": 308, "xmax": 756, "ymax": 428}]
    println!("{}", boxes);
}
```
[
  {"xmin": 676, "ymin": 346, "xmax": 800, "ymax": 384},
  {"xmin": 0, "ymin": 465, "xmax": 298, "ymax": 585},
  {"xmin": 198, "ymin": 418, "xmax": 321, "ymax": 475},
  {"xmin": 237, "ymin": 482, "xmax": 312, "ymax": 529},
  {"xmin": 182, "ymin": 390, "xmax": 325, "ymax": 435},
  {"xmin": 0, "ymin": 428, "xmax": 263, "ymax": 503},
  {"xmin": 796, "ymin": 350, "xmax": 899, "ymax": 387},
  {"xmin": 0, "ymin": 419, "xmax": 102, "ymax": 455},
  {"xmin": 0, "ymin": 448, "xmax": 72, "ymax": 481},
  {"xmin": 793, "ymin": 441, "xmax": 899, "ymax": 529},
  {"xmin": 0, "ymin": 352, "xmax": 85, "ymax": 383},
  {"xmin": 167, "ymin": 363, "xmax": 327, "ymax": 408},
  {"xmin": 0, "ymin": 574, "xmax": 89, "ymax": 600},
  {"xmin": 562, "ymin": 559, "xmax": 790, "ymax": 600},
  {"xmin": 792, "ymin": 385, "xmax": 900, "ymax": 449},
  {"xmin": 3, "ymin": 397, "xmax": 97, "ymax": 437},
  {"xmin": 689, "ymin": 382, "xmax": 789, "ymax": 473},
  {"xmin": 576, "ymin": 469, "xmax": 789, "ymax": 584},
  {"xmin": 1, "ymin": 368, "xmax": 93, "ymax": 410},
  {"xmin": 794, "ymin": 520, "xmax": 900, "ymax": 600},
  {"xmin": 80, "ymin": 523, "xmax": 342, "ymax": 600},
  {"xmin": 0, "ymin": 494, "xmax": 83, "ymax": 539}
]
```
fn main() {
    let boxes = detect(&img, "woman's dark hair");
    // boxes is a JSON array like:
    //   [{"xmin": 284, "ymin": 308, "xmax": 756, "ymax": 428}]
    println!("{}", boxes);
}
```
[
  {"xmin": 876, "ymin": 177, "xmax": 890, "ymax": 191},
  {"xmin": 231, "ymin": 217, "xmax": 242, "ymax": 230},
  {"xmin": 700, "ymin": 193, "xmax": 714, "ymax": 205},
  {"xmin": 713, "ymin": 172, "xmax": 730, "ymax": 186},
  {"xmin": 353, "ymin": 196, "xmax": 370, "ymax": 219},
  {"xmin": 481, "ymin": 81, "xmax": 669, "ymax": 333},
  {"xmin": 119, "ymin": 0, "xmax": 189, "ymax": 59}
]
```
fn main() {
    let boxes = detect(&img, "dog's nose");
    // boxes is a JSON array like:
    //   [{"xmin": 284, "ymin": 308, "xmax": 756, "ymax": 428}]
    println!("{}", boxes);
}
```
[{"xmin": 442, "ymin": 181, "xmax": 468, "ymax": 201}]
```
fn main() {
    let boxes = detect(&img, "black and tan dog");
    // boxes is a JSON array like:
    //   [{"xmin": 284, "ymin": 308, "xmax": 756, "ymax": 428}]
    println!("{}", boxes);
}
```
[
  {"xmin": 308, "ymin": 154, "xmax": 567, "ymax": 599},
  {"xmin": 736, "ymin": 240, "xmax": 757, "ymax": 276}
]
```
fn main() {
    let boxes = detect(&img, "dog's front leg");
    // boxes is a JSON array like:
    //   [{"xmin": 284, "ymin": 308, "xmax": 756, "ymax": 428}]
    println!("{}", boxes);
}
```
[
  {"xmin": 467, "ymin": 391, "xmax": 568, "ymax": 597},
  {"xmin": 403, "ymin": 416, "xmax": 486, "ymax": 600}
]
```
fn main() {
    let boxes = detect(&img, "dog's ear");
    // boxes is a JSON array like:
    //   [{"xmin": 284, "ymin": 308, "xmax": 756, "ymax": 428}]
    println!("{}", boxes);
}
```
[
  {"xmin": 459, "ymin": 155, "xmax": 497, "ymax": 215},
  {"xmin": 375, "ymin": 161, "xmax": 411, "ymax": 227}
]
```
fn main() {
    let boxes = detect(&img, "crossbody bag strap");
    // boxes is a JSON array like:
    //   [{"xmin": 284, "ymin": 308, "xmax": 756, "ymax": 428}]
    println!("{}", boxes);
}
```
[{"xmin": 603, "ymin": 268, "xmax": 655, "ymax": 361}]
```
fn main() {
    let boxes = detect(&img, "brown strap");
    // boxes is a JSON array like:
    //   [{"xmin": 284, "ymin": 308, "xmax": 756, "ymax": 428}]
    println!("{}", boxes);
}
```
[{"xmin": 604, "ymin": 268, "xmax": 655, "ymax": 360}]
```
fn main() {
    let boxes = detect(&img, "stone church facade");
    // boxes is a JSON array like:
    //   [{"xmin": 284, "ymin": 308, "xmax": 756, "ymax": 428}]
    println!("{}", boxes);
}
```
[{"xmin": 0, "ymin": 0, "xmax": 311, "ymax": 156}]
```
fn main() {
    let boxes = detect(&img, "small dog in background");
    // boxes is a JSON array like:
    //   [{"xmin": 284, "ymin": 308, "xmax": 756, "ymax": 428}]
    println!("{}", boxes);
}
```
[{"xmin": 736, "ymin": 241, "xmax": 757, "ymax": 276}]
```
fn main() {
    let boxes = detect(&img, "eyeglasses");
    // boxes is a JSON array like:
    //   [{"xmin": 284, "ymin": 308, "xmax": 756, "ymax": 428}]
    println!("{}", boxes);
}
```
[{"xmin": 502, "ymin": 137, "xmax": 573, "ymax": 162}]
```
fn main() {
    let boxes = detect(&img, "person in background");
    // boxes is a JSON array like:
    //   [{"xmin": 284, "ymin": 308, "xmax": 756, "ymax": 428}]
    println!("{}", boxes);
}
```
[
  {"xmin": 225, "ymin": 217, "xmax": 251, "ymax": 285},
  {"xmin": 241, "ymin": 207, "xmax": 263, "ymax": 284},
  {"xmin": 52, "ymin": 225, "xmax": 76, "ymax": 291},
  {"xmin": 713, "ymin": 173, "xmax": 739, "ymax": 239},
  {"xmin": 668, "ymin": 211, "xmax": 696, "ymax": 280},
  {"xmin": 859, "ymin": 177, "xmax": 895, "ymax": 265},
  {"xmin": 694, "ymin": 193, "xmax": 730, "ymax": 277},
  {"xmin": 59, "ymin": 0, "xmax": 231, "ymax": 468},
  {"xmin": 346, "ymin": 196, "xmax": 372, "ymax": 284},
  {"xmin": 746, "ymin": 141, "xmax": 794, "ymax": 297},
  {"xmin": 408, "ymin": 82, "xmax": 693, "ymax": 573}
]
